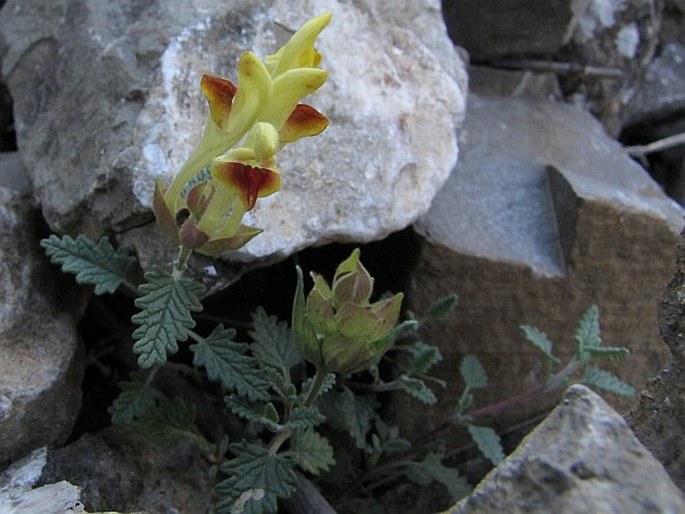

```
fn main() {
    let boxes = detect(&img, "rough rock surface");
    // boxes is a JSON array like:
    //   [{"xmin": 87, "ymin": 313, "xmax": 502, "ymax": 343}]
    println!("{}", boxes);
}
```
[
  {"xmin": 38, "ymin": 427, "xmax": 213, "ymax": 514},
  {"xmin": 444, "ymin": 385, "xmax": 685, "ymax": 514},
  {"xmin": 0, "ymin": 0, "xmax": 466, "ymax": 271},
  {"xmin": 627, "ymin": 227, "xmax": 685, "ymax": 490},
  {"xmin": 394, "ymin": 93, "xmax": 683, "ymax": 442},
  {"xmin": 0, "ymin": 185, "xmax": 83, "ymax": 469}
]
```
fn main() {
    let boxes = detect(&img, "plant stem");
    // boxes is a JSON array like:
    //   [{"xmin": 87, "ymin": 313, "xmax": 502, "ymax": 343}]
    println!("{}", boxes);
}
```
[
  {"xmin": 268, "ymin": 427, "xmax": 293, "ymax": 455},
  {"xmin": 304, "ymin": 366, "xmax": 329, "ymax": 407}
]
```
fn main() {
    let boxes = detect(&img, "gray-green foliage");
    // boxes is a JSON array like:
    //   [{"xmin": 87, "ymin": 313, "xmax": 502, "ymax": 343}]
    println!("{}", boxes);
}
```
[
  {"xmin": 131, "ymin": 267, "xmax": 206, "ymax": 368},
  {"xmin": 522, "ymin": 304, "xmax": 635, "ymax": 396},
  {"xmin": 41, "ymin": 234, "xmax": 135, "ymax": 294}
]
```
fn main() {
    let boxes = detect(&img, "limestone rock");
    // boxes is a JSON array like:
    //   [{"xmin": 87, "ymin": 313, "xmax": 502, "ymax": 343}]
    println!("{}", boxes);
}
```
[
  {"xmin": 627, "ymin": 227, "xmax": 685, "ymax": 490},
  {"xmin": 396, "ymin": 94, "xmax": 683, "ymax": 442},
  {"xmin": 444, "ymin": 385, "xmax": 685, "ymax": 514},
  {"xmin": 0, "ymin": 0, "xmax": 465, "ymax": 272},
  {"xmin": 0, "ymin": 186, "xmax": 83, "ymax": 469},
  {"xmin": 38, "ymin": 427, "xmax": 214, "ymax": 514}
]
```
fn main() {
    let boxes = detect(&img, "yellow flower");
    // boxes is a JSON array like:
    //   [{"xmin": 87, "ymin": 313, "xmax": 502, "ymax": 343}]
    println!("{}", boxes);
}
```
[{"xmin": 153, "ymin": 13, "xmax": 331, "ymax": 256}]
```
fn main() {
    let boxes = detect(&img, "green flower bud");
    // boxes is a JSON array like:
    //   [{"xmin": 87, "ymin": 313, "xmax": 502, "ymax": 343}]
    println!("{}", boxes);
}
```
[{"xmin": 291, "ymin": 249, "xmax": 403, "ymax": 374}]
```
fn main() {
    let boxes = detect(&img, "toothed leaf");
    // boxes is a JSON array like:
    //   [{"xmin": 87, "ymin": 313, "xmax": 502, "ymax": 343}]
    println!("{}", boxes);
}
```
[
  {"xmin": 422, "ymin": 293, "xmax": 459, "ymax": 323},
  {"xmin": 216, "ymin": 442, "xmax": 296, "ymax": 514},
  {"xmin": 406, "ymin": 452, "xmax": 471, "ymax": 501},
  {"xmin": 191, "ymin": 324, "xmax": 271, "ymax": 401},
  {"xmin": 288, "ymin": 429, "xmax": 335, "ymax": 475},
  {"xmin": 467, "ymin": 424, "xmax": 504, "ymax": 465},
  {"xmin": 520, "ymin": 324, "xmax": 561, "ymax": 363},
  {"xmin": 108, "ymin": 380, "xmax": 163, "ymax": 424},
  {"xmin": 249, "ymin": 307, "xmax": 301, "ymax": 372},
  {"xmin": 460, "ymin": 355, "xmax": 487, "ymax": 390},
  {"xmin": 41, "ymin": 234, "xmax": 135, "ymax": 295},
  {"xmin": 583, "ymin": 365, "xmax": 635, "ymax": 396},
  {"xmin": 407, "ymin": 341, "xmax": 443, "ymax": 374},
  {"xmin": 397, "ymin": 375, "xmax": 437, "ymax": 404}
]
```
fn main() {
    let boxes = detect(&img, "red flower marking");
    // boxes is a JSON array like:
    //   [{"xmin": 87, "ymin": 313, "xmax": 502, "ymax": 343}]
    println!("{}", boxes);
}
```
[
  {"xmin": 280, "ymin": 104, "xmax": 329, "ymax": 144},
  {"xmin": 201, "ymin": 74, "xmax": 238, "ymax": 130},
  {"xmin": 213, "ymin": 161, "xmax": 281, "ymax": 210}
]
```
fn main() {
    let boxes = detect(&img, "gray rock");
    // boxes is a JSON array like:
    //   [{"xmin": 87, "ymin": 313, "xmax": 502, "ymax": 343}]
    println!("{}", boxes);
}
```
[
  {"xmin": 556, "ymin": 0, "xmax": 661, "ymax": 134},
  {"xmin": 627, "ymin": 42, "xmax": 685, "ymax": 126},
  {"xmin": 38, "ymin": 427, "xmax": 213, "ymax": 514},
  {"xmin": 442, "ymin": 0, "xmax": 573, "ymax": 59},
  {"xmin": 0, "ymin": 0, "xmax": 466, "ymax": 272},
  {"xmin": 627, "ymin": 227, "xmax": 685, "ymax": 490},
  {"xmin": 0, "ymin": 186, "xmax": 83, "ymax": 469},
  {"xmin": 445, "ymin": 385, "xmax": 685, "ymax": 514},
  {"xmin": 395, "ymin": 94, "xmax": 683, "ymax": 442}
]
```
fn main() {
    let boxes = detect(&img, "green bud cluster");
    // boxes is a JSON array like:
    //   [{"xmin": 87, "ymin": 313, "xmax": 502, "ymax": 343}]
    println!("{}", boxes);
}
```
[{"xmin": 292, "ymin": 249, "xmax": 403, "ymax": 374}]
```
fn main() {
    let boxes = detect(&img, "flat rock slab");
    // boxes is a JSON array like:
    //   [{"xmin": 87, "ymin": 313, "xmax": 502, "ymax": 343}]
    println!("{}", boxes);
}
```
[
  {"xmin": 0, "ymin": 0, "xmax": 465, "ymax": 271},
  {"xmin": 445, "ymin": 385, "xmax": 685, "ymax": 514},
  {"xmin": 395, "ymin": 94, "xmax": 683, "ymax": 441}
]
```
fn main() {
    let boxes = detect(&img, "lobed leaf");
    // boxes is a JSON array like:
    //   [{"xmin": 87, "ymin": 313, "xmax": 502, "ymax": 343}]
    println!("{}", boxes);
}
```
[
  {"xmin": 575, "ymin": 304, "xmax": 601, "ymax": 358},
  {"xmin": 318, "ymin": 388, "xmax": 378, "ymax": 450},
  {"xmin": 217, "ymin": 442, "xmax": 297, "ymax": 514},
  {"xmin": 288, "ymin": 429, "xmax": 335, "ymax": 475},
  {"xmin": 191, "ymin": 324, "xmax": 271, "ymax": 401},
  {"xmin": 583, "ymin": 365, "xmax": 635, "ymax": 396},
  {"xmin": 41, "ymin": 234, "xmax": 135, "ymax": 295},
  {"xmin": 108, "ymin": 380, "xmax": 163, "ymax": 424},
  {"xmin": 288, "ymin": 405, "xmax": 326, "ymax": 431},
  {"xmin": 137, "ymin": 396, "xmax": 197, "ymax": 446},
  {"xmin": 520, "ymin": 325, "xmax": 560, "ymax": 363},
  {"xmin": 396, "ymin": 375, "xmax": 437, "ymax": 404},
  {"xmin": 406, "ymin": 341, "xmax": 443, "ymax": 374},
  {"xmin": 249, "ymin": 307, "xmax": 301, "ymax": 372},
  {"xmin": 422, "ymin": 293, "xmax": 459, "ymax": 323},
  {"xmin": 131, "ymin": 267, "xmax": 206, "ymax": 368},
  {"xmin": 467, "ymin": 424, "xmax": 505, "ymax": 466},
  {"xmin": 225, "ymin": 395, "xmax": 278, "ymax": 432},
  {"xmin": 406, "ymin": 452, "xmax": 471, "ymax": 501},
  {"xmin": 459, "ymin": 355, "xmax": 488, "ymax": 390},
  {"xmin": 583, "ymin": 346, "xmax": 630, "ymax": 360}
]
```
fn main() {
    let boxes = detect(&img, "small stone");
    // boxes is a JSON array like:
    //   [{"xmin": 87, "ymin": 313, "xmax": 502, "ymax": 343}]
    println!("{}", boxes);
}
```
[{"xmin": 445, "ymin": 385, "xmax": 685, "ymax": 514}]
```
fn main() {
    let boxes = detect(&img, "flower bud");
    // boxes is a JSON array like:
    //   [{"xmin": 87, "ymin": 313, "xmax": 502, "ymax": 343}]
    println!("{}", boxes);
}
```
[{"xmin": 292, "ymin": 249, "xmax": 403, "ymax": 374}]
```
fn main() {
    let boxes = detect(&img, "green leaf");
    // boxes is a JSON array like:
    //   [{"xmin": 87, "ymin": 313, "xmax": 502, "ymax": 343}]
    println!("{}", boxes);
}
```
[
  {"xmin": 137, "ymin": 396, "xmax": 197, "ymax": 446},
  {"xmin": 288, "ymin": 405, "xmax": 326, "ymax": 431},
  {"xmin": 190, "ymin": 324, "xmax": 271, "ymax": 402},
  {"xmin": 225, "ymin": 395, "xmax": 279, "ymax": 432},
  {"xmin": 249, "ymin": 307, "xmax": 301, "ymax": 372},
  {"xmin": 41, "ymin": 234, "xmax": 135, "ymax": 295},
  {"xmin": 288, "ymin": 429, "xmax": 335, "ymax": 475},
  {"xmin": 407, "ymin": 341, "xmax": 443, "ymax": 374},
  {"xmin": 575, "ymin": 305, "xmax": 601, "ymax": 358},
  {"xmin": 217, "ymin": 442, "xmax": 297, "ymax": 514},
  {"xmin": 459, "ymin": 355, "xmax": 487, "ymax": 390},
  {"xmin": 301, "ymin": 372, "xmax": 337, "ymax": 400},
  {"xmin": 467, "ymin": 424, "xmax": 504, "ymax": 465},
  {"xmin": 583, "ymin": 365, "xmax": 635, "ymax": 396},
  {"xmin": 583, "ymin": 346, "xmax": 630, "ymax": 360},
  {"xmin": 318, "ymin": 388, "xmax": 378, "ymax": 450},
  {"xmin": 131, "ymin": 267, "xmax": 205, "ymax": 368},
  {"xmin": 390, "ymin": 319, "xmax": 420, "ymax": 341},
  {"xmin": 422, "ymin": 293, "xmax": 459, "ymax": 323},
  {"xmin": 108, "ymin": 380, "xmax": 163, "ymax": 424},
  {"xmin": 406, "ymin": 452, "xmax": 471, "ymax": 501},
  {"xmin": 396, "ymin": 375, "xmax": 437, "ymax": 404},
  {"xmin": 520, "ymin": 325, "xmax": 561, "ymax": 363}
]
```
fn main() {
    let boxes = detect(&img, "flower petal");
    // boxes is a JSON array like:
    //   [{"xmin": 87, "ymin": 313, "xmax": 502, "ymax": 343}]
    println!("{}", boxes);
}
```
[
  {"xmin": 211, "ymin": 161, "xmax": 281, "ymax": 211},
  {"xmin": 201, "ymin": 74, "xmax": 237, "ymax": 131},
  {"xmin": 268, "ymin": 12, "xmax": 331, "ymax": 77},
  {"xmin": 263, "ymin": 68, "xmax": 327, "ymax": 130},
  {"xmin": 280, "ymin": 104, "xmax": 329, "ymax": 144}
]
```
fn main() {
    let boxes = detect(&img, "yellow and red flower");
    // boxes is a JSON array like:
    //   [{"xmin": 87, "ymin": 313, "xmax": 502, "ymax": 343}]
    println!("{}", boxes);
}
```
[{"xmin": 154, "ymin": 12, "xmax": 331, "ymax": 256}]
